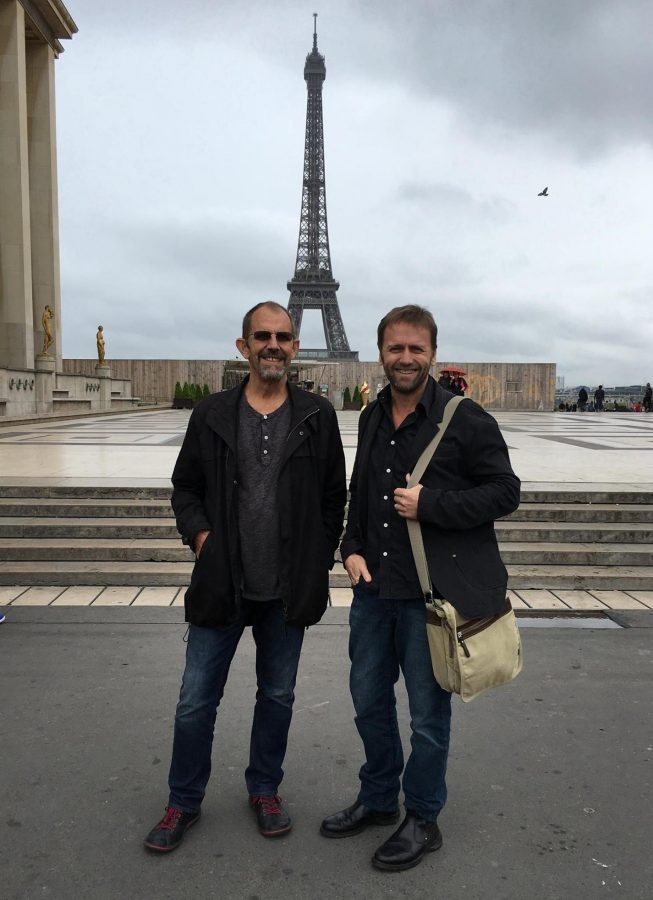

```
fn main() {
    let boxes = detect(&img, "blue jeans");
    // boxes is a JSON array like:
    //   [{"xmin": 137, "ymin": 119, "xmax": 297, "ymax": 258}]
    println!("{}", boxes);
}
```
[
  {"xmin": 168, "ymin": 599, "xmax": 305, "ymax": 812},
  {"xmin": 349, "ymin": 586, "xmax": 452, "ymax": 821}
]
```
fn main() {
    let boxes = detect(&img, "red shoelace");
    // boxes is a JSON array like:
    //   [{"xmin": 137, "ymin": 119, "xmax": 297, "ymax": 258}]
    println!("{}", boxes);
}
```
[
  {"xmin": 250, "ymin": 794, "xmax": 283, "ymax": 816},
  {"xmin": 159, "ymin": 806, "xmax": 183, "ymax": 830}
]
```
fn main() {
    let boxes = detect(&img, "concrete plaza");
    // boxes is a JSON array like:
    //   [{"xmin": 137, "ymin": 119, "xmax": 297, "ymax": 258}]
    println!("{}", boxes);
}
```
[{"xmin": 1, "ymin": 406, "xmax": 653, "ymax": 488}]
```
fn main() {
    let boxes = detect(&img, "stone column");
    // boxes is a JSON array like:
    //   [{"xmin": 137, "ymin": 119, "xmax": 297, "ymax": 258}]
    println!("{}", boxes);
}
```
[
  {"xmin": 34, "ymin": 353, "xmax": 55, "ymax": 415},
  {"xmin": 27, "ymin": 40, "xmax": 62, "ymax": 371},
  {"xmin": 96, "ymin": 364, "xmax": 112, "ymax": 409},
  {"xmin": 0, "ymin": 1, "xmax": 34, "ymax": 370}
]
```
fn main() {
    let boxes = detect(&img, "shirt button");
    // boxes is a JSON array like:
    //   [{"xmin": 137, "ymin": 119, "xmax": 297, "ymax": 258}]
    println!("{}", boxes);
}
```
[
  {"xmin": 263, "ymin": 415, "xmax": 268, "ymax": 419},
  {"xmin": 386, "ymin": 468, "xmax": 391, "ymax": 474},
  {"xmin": 383, "ymin": 551, "xmax": 388, "ymax": 557},
  {"xmin": 383, "ymin": 495, "xmax": 388, "ymax": 501},
  {"xmin": 390, "ymin": 440, "xmax": 395, "ymax": 446},
  {"xmin": 383, "ymin": 523, "xmax": 388, "ymax": 528},
  {"xmin": 263, "ymin": 450, "xmax": 268, "ymax": 455},
  {"xmin": 264, "ymin": 435, "xmax": 269, "ymax": 440}
]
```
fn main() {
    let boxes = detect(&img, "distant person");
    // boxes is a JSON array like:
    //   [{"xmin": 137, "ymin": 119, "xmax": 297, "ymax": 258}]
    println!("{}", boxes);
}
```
[
  {"xmin": 143, "ymin": 301, "xmax": 346, "ymax": 853},
  {"xmin": 594, "ymin": 385, "xmax": 605, "ymax": 412},
  {"xmin": 437, "ymin": 373, "xmax": 451, "ymax": 390},
  {"xmin": 643, "ymin": 383, "xmax": 652, "ymax": 413},
  {"xmin": 449, "ymin": 377, "xmax": 464, "ymax": 397},
  {"xmin": 578, "ymin": 387, "xmax": 588, "ymax": 412}
]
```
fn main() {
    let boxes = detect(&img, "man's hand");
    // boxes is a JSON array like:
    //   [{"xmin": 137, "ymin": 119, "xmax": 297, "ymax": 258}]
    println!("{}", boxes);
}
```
[
  {"xmin": 344, "ymin": 553, "xmax": 372, "ymax": 586},
  {"xmin": 194, "ymin": 530, "xmax": 210, "ymax": 558},
  {"xmin": 394, "ymin": 474, "xmax": 422, "ymax": 520}
]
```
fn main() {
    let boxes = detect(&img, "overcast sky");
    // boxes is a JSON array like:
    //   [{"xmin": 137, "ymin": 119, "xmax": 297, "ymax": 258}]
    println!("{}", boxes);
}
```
[{"xmin": 55, "ymin": 0, "xmax": 653, "ymax": 387}]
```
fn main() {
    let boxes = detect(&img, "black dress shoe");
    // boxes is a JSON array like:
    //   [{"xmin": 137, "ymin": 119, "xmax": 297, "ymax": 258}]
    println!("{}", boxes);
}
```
[
  {"xmin": 143, "ymin": 806, "xmax": 200, "ymax": 853},
  {"xmin": 372, "ymin": 811, "xmax": 442, "ymax": 871},
  {"xmin": 320, "ymin": 800, "xmax": 400, "ymax": 838}
]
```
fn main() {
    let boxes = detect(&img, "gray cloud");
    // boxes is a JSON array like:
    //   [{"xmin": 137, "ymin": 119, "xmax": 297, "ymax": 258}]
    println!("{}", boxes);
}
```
[
  {"xmin": 54, "ymin": 1, "xmax": 653, "ymax": 388},
  {"xmin": 345, "ymin": 1, "xmax": 653, "ymax": 157}
]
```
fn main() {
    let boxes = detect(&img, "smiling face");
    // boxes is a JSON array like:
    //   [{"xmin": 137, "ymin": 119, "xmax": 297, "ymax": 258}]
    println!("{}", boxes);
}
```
[
  {"xmin": 236, "ymin": 305, "xmax": 299, "ymax": 385},
  {"xmin": 380, "ymin": 321, "xmax": 435, "ymax": 398}
]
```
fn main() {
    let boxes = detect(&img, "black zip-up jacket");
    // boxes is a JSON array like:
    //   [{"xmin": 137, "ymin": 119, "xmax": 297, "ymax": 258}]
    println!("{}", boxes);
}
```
[
  {"xmin": 341, "ymin": 379, "xmax": 521, "ymax": 618},
  {"xmin": 171, "ymin": 380, "xmax": 346, "ymax": 628}
]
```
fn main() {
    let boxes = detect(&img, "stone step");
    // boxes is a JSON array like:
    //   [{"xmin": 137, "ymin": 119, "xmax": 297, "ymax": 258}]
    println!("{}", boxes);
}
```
[
  {"xmin": 2, "ymin": 518, "xmax": 651, "ymax": 545},
  {"xmin": 0, "ymin": 486, "xmax": 171, "ymax": 499},
  {"xmin": 328, "ymin": 564, "xmax": 653, "ymax": 592},
  {"xmin": 0, "ymin": 561, "xmax": 194, "ymax": 586},
  {"xmin": 0, "ymin": 517, "xmax": 178, "ymax": 539},
  {"xmin": 519, "ymin": 490, "xmax": 653, "ymax": 505},
  {"xmin": 0, "ymin": 484, "xmax": 651, "ymax": 505},
  {"xmin": 2, "ymin": 538, "xmax": 652, "ymax": 567},
  {"xmin": 3, "ymin": 498, "xmax": 653, "ymax": 523},
  {"xmin": 0, "ymin": 498, "xmax": 172, "ymax": 518},
  {"xmin": 3, "ymin": 559, "xmax": 653, "ymax": 590},
  {"xmin": 1, "ymin": 517, "xmax": 651, "ymax": 544},
  {"xmin": 495, "ymin": 521, "xmax": 653, "ymax": 542},
  {"xmin": 503, "ymin": 504, "xmax": 653, "ymax": 523},
  {"xmin": 0, "ymin": 538, "xmax": 190, "ymax": 562},
  {"xmin": 498, "ymin": 543, "xmax": 653, "ymax": 566}
]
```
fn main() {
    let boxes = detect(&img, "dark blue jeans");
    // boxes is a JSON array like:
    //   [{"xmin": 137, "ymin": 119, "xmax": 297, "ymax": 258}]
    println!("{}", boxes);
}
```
[
  {"xmin": 349, "ymin": 586, "xmax": 452, "ymax": 822},
  {"xmin": 168, "ymin": 599, "xmax": 305, "ymax": 812}
]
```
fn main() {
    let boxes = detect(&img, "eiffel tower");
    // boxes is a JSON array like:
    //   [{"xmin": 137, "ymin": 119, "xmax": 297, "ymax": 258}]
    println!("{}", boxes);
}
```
[{"xmin": 287, "ymin": 15, "xmax": 358, "ymax": 361}]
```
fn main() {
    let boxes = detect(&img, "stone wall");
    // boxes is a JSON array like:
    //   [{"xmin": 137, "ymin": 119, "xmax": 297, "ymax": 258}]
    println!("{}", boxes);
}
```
[
  {"xmin": 0, "ymin": 365, "xmax": 134, "ymax": 417},
  {"xmin": 63, "ymin": 359, "xmax": 226, "ymax": 403},
  {"xmin": 62, "ymin": 359, "xmax": 556, "ymax": 410}
]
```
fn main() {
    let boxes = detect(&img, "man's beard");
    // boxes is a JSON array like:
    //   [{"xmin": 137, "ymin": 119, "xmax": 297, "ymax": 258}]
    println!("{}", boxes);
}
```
[
  {"xmin": 252, "ymin": 350, "xmax": 291, "ymax": 382},
  {"xmin": 383, "ymin": 360, "xmax": 430, "ymax": 395}
]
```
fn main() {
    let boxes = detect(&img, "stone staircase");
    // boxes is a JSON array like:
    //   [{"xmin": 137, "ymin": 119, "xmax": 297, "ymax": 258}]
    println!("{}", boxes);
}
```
[{"xmin": 0, "ymin": 486, "xmax": 652, "ymax": 591}]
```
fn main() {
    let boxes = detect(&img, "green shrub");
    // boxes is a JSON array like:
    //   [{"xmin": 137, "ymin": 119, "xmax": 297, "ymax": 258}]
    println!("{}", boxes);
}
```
[
  {"xmin": 174, "ymin": 381, "xmax": 182, "ymax": 399},
  {"xmin": 343, "ymin": 386, "xmax": 352, "ymax": 406},
  {"xmin": 352, "ymin": 385, "xmax": 361, "ymax": 409},
  {"xmin": 202, "ymin": 384, "xmax": 210, "ymax": 397}
]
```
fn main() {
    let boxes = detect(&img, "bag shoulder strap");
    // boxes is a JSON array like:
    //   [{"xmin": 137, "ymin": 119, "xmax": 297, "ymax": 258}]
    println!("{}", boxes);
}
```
[{"xmin": 407, "ymin": 395, "xmax": 467, "ymax": 600}]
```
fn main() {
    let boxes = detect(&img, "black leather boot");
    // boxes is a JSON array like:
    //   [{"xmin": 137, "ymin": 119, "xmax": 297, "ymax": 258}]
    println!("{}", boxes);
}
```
[{"xmin": 372, "ymin": 811, "xmax": 442, "ymax": 871}]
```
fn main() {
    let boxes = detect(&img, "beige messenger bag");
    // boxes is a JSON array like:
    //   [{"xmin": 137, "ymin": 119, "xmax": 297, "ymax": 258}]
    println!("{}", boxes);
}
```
[{"xmin": 406, "ymin": 395, "xmax": 523, "ymax": 703}]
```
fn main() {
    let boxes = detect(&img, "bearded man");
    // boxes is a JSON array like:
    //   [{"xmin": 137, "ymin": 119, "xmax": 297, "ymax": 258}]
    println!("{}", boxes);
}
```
[
  {"xmin": 145, "ymin": 301, "xmax": 346, "ymax": 853},
  {"xmin": 320, "ymin": 305, "xmax": 519, "ymax": 872}
]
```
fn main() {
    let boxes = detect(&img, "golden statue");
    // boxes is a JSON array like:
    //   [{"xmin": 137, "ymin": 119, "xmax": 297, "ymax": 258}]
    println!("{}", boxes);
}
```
[
  {"xmin": 96, "ymin": 325, "xmax": 106, "ymax": 365},
  {"xmin": 360, "ymin": 381, "xmax": 370, "ymax": 408},
  {"xmin": 41, "ymin": 305, "xmax": 54, "ymax": 355}
]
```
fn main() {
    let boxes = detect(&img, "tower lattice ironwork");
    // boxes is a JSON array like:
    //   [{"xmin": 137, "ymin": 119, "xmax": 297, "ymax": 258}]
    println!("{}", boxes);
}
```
[{"xmin": 287, "ymin": 15, "xmax": 357, "ymax": 360}]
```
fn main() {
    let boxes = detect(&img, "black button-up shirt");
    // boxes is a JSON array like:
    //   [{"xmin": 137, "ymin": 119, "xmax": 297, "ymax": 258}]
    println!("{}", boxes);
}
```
[{"xmin": 365, "ymin": 378, "xmax": 438, "ymax": 599}]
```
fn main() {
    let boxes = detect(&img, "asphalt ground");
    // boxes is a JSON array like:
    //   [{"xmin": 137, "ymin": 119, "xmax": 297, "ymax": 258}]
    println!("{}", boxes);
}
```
[{"xmin": 2, "ymin": 607, "xmax": 652, "ymax": 900}]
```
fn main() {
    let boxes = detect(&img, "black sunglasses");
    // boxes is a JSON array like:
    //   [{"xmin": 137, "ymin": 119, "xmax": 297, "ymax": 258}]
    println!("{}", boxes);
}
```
[{"xmin": 247, "ymin": 330, "xmax": 295, "ymax": 343}]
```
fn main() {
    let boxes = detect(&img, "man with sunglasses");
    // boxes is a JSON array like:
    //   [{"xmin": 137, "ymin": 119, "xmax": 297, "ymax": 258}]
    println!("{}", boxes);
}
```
[{"xmin": 144, "ymin": 301, "xmax": 346, "ymax": 853}]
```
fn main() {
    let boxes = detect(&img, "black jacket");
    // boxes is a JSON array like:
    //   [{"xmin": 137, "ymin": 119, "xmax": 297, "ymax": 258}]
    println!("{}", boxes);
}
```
[
  {"xmin": 341, "ymin": 379, "xmax": 520, "ymax": 618},
  {"xmin": 171, "ymin": 380, "xmax": 346, "ymax": 628}
]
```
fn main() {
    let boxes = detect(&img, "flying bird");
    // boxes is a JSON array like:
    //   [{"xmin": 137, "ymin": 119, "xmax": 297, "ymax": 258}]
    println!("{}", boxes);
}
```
[{"xmin": 538, "ymin": 186, "xmax": 549, "ymax": 196}]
